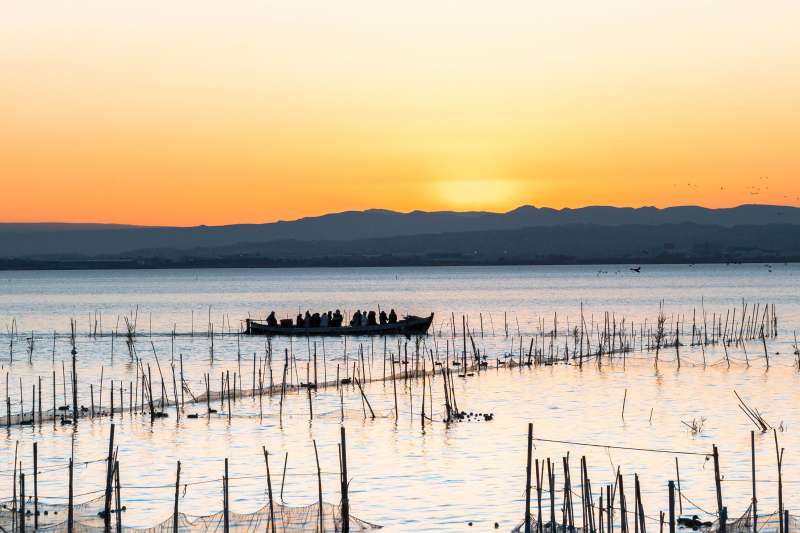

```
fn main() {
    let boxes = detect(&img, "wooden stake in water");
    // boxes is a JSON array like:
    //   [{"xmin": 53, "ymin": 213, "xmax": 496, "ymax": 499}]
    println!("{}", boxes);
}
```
[
  {"xmin": 104, "ymin": 424, "xmax": 116, "ymax": 533},
  {"xmin": 340, "ymin": 427, "xmax": 350, "ymax": 533},
  {"xmin": 173, "ymin": 461, "xmax": 181, "ymax": 533},
  {"xmin": 668, "ymin": 481, "xmax": 675, "ymax": 533},
  {"xmin": 68, "ymin": 457, "xmax": 74, "ymax": 533},
  {"xmin": 751, "ymin": 431, "xmax": 758, "ymax": 533},
  {"xmin": 223, "ymin": 458, "xmax": 230, "ymax": 533},
  {"xmin": 313, "ymin": 440, "xmax": 324, "ymax": 533},
  {"xmin": 34, "ymin": 441, "xmax": 39, "ymax": 529},
  {"xmin": 114, "ymin": 460, "xmax": 122, "ymax": 533},
  {"xmin": 525, "ymin": 423, "xmax": 533, "ymax": 533},
  {"xmin": 712, "ymin": 445, "xmax": 723, "ymax": 515},
  {"xmin": 262, "ymin": 447, "xmax": 277, "ymax": 533}
]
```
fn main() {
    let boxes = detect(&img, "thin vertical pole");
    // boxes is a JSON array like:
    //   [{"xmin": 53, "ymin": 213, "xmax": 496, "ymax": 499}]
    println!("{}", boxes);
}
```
[
  {"xmin": 751, "ymin": 431, "xmax": 757, "ymax": 533},
  {"xmin": 668, "ymin": 481, "xmax": 675, "ymax": 533},
  {"xmin": 713, "ymin": 445, "xmax": 723, "ymax": 522},
  {"xmin": 174, "ymin": 461, "xmax": 181, "ymax": 533},
  {"xmin": 340, "ymin": 427, "xmax": 350, "ymax": 533},
  {"xmin": 33, "ymin": 442, "xmax": 39, "ymax": 530},
  {"xmin": 263, "ymin": 447, "xmax": 277, "ymax": 533},
  {"xmin": 114, "ymin": 460, "xmax": 121, "ymax": 533},
  {"xmin": 67, "ymin": 458, "xmax": 74, "ymax": 533},
  {"xmin": 223, "ymin": 459, "xmax": 230, "ymax": 533},
  {"xmin": 525, "ymin": 423, "xmax": 533, "ymax": 533},
  {"xmin": 313, "ymin": 440, "xmax": 324, "ymax": 533},
  {"xmin": 104, "ymin": 424, "xmax": 116, "ymax": 533}
]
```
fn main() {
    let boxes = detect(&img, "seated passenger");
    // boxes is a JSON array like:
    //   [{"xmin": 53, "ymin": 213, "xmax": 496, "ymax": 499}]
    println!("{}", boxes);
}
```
[
  {"xmin": 332, "ymin": 310, "xmax": 343, "ymax": 327},
  {"xmin": 379, "ymin": 310, "xmax": 388, "ymax": 325},
  {"xmin": 311, "ymin": 312, "xmax": 321, "ymax": 328},
  {"xmin": 320, "ymin": 312, "xmax": 329, "ymax": 327},
  {"xmin": 367, "ymin": 310, "xmax": 377, "ymax": 326},
  {"xmin": 296, "ymin": 313, "xmax": 304, "ymax": 328},
  {"xmin": 266, "ymin": 311, "xmax": 278, "ymax": 327},
  {"xmin": 388, "ymin": 309, "xmax": 397, "ymax": 324},
  {"xmin": 350, "ymin": 310, "xmax": 362, "ymax": 327}
]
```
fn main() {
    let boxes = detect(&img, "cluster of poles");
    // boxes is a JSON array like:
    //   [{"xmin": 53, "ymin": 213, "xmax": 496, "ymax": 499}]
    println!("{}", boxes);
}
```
[
  {"xmin": 2, "ymin": 300, "xmax": 797, "ymax": 432},
  {"xmin": 521, "ymin": 424, "xmax": 791, "ymax": 533},
  {"xmin": 4, "ymin": 425, "xmax": 356, "ymax": 533}
]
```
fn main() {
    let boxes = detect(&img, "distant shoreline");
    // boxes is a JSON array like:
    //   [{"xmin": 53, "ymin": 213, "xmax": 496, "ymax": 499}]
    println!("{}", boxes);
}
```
[{"xmin": 1, "ymin": 255, "xmax": 796, "ymax": 271}]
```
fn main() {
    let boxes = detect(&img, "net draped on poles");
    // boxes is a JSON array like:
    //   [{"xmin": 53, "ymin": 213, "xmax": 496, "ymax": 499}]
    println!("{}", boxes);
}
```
[
  {"xmin": 0, "ymin": 495, "xmax": 381, "ymax": 533},
  {"xmin": 511, "ymin": 506, "xmax": 800, "ymax": 533}
]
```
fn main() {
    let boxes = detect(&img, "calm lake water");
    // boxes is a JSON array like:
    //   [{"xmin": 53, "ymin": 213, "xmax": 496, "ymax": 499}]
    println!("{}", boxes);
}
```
[{"xmin": 2, "ymin": 265, "xmax": 800, "ymax": 532}]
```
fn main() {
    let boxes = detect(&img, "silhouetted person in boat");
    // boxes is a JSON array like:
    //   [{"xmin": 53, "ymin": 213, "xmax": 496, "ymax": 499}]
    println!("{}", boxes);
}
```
[
  {"xmin": 388, "ymin": 309, "xmax": 398, "ymax": 324},
  {"xmin": 296, "ymin": 313, "xmax": 304, "ymax": 328},
  {"xmin": 367, "ymin": 310, "xmax": 377, "ymax": 326},
  {"xmin": 305, "ymin": 310, "xmax": 312, "ymax": 328},
  {"xmin": 320, "ymin": 312, "xmax": 329, "ymax": 327},
  {"xmin": 379, "ymin": 310, "xmax": 388, "ymax": 325},
  {"xmin": 311, "ymin": 312, "xmax": 321, "ymax": 328},
  {"xmin": 266, "ymin": 311, "xmax": 278, "ymax": 327},
  {"xmin": 332, "ymin": 310, "xmax": 343, "ymax": 327},
  {"xmin": 350, "ymin": 310, "xmax": 362, "ymax": 327}
]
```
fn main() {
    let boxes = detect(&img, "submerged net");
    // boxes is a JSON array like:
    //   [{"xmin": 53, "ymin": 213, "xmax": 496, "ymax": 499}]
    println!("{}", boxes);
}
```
[{"xmin": 0, "ymin": 495, "xmax": 381, "ymax": 533}]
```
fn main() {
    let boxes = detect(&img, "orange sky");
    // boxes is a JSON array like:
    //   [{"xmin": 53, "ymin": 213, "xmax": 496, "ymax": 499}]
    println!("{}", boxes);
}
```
[{"xmin": 2, "ymin": 1, "xmax": 799, "ymax": 226}]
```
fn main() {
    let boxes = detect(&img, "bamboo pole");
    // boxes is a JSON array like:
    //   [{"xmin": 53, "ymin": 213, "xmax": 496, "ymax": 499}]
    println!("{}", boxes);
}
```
[
  {"xmin": 313, "ymin": 440, "xmax": 324, "ymax": 533},
  {"xmin": 340, "ymin": 427, "xmax": 350, "ymax": 533},
  {"xmin": 33, "ymin": 441, "xmax": 39, "ymax": 530},
  {"xmin": 525, "ymin": 423, "xmax": 533, "ymax": 533},
  {"xmin": 223, "ymin": 459, "xmax": 230, "ymax": 533},
  {"xmin": 104, "ymin": 424, "xmax": 116, "ymax": 533},
  {"xmin": 263, "ymin": 447, "xmax": 277, "ymax": 533},
  {"xmin": 174, "ymin": 461, "xmax": 181, "ymax": 533},
  {"xmin": 752, "ymin": 431, "xmax": 757, "ymax": 533},
  {"xmin": 668, "ymin": 481, "xmax": 676, "ymax": 533}
]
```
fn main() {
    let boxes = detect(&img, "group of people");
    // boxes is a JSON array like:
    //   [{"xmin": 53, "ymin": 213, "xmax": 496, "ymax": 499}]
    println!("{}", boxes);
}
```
[
  {"xmin": 264, "ymin": 308, "xmax": 398, "ymax": 329},
  {"xmin": 349, "ymin": 308, "xmax": 398, "ymax": 327}
]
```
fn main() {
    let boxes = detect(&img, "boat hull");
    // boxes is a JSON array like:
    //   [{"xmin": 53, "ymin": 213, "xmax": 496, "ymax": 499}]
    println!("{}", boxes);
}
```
[{"xmin": 245, "ymin": 313, "xmax": 434, "ymax": 337}]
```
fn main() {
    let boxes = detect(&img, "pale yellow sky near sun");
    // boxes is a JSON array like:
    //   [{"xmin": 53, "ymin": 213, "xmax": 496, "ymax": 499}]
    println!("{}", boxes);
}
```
[{"xmin": 1, "ymin": 1, "xmax": 799, "ymax": 225}]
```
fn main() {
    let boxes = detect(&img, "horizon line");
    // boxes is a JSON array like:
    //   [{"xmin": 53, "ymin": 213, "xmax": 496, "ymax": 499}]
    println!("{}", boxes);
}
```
[{"xmin": 0, "ymin": 202, "xmax": 794, "ymax": 229}]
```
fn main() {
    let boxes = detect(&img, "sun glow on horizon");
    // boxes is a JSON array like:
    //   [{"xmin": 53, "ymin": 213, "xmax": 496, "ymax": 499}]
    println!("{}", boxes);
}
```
[{"xmin": 432, "ymin": 179, "xmax": 527, "ymax": 211}]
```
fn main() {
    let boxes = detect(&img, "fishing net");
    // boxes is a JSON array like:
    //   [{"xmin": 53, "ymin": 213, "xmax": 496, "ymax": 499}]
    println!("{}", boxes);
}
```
[
  {"xmin": 511, "ymin": 506, "xmax": 800, "ymax": 533},
  {"xmin": 510, "ymin": 518, "xmax": 586, "ymax": 533},
  {"xmin": 707, "ymin": 504, "xmax": 800, "ymax": 533},
  {"xmin": 0, "ymin": 496, "xmax": 381, "ymax": 532}
]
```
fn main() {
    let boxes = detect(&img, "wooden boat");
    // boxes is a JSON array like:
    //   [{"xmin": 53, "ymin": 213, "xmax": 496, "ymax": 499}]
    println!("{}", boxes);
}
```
[{"xmin": 245, "ymin": 313, "xmax": 434, "ymax": 337}]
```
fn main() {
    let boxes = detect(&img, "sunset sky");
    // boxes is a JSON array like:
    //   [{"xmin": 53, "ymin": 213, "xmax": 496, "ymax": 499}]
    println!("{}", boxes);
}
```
[{"xmin": 2, "ymin": 1, "xmax": 799, "ymax": 226}]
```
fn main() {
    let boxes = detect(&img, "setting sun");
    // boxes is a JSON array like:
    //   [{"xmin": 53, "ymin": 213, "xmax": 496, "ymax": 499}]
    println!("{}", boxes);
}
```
[{"xmin": 433, "ymin": 179, "xmax": 525, "ymax": 211}]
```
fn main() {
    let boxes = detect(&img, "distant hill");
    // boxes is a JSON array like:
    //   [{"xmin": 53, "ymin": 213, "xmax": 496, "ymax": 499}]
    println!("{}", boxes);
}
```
[{"xmin": 2, "ymin": 204, "xmax": 800, "ymax": 261}]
